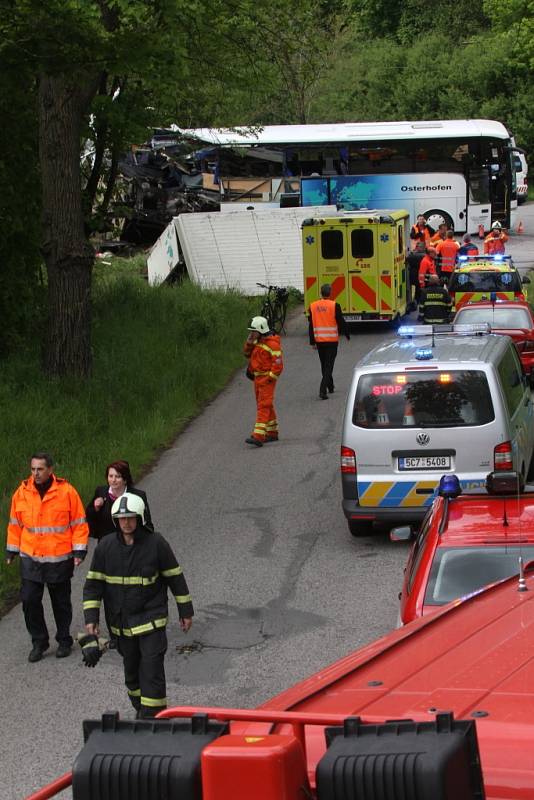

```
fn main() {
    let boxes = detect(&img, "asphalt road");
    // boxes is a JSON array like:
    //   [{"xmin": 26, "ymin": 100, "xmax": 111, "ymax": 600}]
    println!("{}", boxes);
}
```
[{"xmin": 3, "ymin": 203, "xmax": 534, "ymax": 799}]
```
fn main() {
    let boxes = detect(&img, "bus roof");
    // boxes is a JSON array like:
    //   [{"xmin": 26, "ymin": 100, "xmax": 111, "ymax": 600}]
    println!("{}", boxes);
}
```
[{"xmin": 176, "ymin": 119, "xmax": 511, "ymax": 147}]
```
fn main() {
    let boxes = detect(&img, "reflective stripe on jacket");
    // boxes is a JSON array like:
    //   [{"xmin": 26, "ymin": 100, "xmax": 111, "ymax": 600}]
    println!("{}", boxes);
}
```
[
  {"xmin": 244, "ymin": 334, "xmax": 284, "ymax": 380},
  {"xmin": 310, "ymin": 299, "xmax": 339, "ymax": 343},
  {"xmin": 83, "ymin": 525, "xmax": 194, "ymax": 635},
  {"xmin": 7, "ymin": 476, "xmax": 88, "ymax": 564}
]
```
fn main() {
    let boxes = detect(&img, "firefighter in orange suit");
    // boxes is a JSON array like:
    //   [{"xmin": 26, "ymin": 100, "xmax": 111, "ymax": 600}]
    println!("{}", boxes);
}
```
[
  {"xmin": 484, "ymin": 221, "xmax": 509, "ymax": 255},
  {"xmin": 309, "ymin": 283, "xmax": 350, "ymax": 400},
  {"xmin": 244, "ymin": 317, "xmax": 284, "ymax": 447},
  {"xmin": 6, "ymin": 452, "xmax": 89, "ymax": 662}
]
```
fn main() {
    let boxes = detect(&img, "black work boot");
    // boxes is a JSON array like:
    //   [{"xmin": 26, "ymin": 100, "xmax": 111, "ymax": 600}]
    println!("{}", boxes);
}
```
[{"xmin": 28, "ymin": 643, "xmax": 49, "ymax": 663}]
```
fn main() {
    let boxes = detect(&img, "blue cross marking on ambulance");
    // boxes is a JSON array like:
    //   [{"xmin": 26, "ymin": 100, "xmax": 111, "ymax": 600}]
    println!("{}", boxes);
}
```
[
  {"xmin": 305, "ymin": 235, "xmax": 315, "ymax": 245},
  {"xmin": 380, "ymin": 234, "xmax": 389, "ymax": 242}
]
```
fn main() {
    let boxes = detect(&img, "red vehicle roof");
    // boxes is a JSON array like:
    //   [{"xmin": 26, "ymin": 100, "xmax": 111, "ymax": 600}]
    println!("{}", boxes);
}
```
[
  {"xmin": 257, "ymin": 572, "xmax": 534, "ymax": 798},
  {"xmin": 442, "ymin": 492, "xmax": 534, "ymax": 543}
]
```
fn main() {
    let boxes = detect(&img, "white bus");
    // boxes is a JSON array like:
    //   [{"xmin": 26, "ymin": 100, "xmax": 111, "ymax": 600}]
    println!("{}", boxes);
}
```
[{"xmin": 180, "ymin": 119, "xmax": 518, "ymax": 234}]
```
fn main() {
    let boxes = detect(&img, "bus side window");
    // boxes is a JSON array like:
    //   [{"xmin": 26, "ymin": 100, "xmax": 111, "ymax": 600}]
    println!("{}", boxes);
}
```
[{"xmin": 321, "ymin": 230, "xmax": 344, "ymax": 259}]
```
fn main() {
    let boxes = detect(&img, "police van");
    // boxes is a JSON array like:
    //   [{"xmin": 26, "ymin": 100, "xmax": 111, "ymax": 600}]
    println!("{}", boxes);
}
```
[
  {"xmin": 302, "ymin": 210, "xmax": 410, "ymax": 322},
  {"xmin": 341, "ymin": 325, "xmax": 534, "ymax": 536}
]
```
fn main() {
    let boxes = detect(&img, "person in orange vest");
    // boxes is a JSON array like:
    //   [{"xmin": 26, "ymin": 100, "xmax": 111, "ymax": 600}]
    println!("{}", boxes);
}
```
[
  {"xmin": 429, "ymin": 223, "xmax": 447, "ymax": 246},
  {"xmin": 458, "ymin": 234, "xmax": 479, "ymax": 257},
  {"xmin": 418, "ymin": 247, "xmax": 438, "ymax": 288},
  {"xmin": 6, "ymin": 452, "xmax": 89, "ymax": 662},
  {"xmin": 309, "ymin": 283, "xmax": 350, "ymax": 400},
  {"xmin": 409, "ymin": 214, "xmax": 433, "ymax": 250},
  {"xmin": 244, "ymin": 316, "xmax": 284, "ymax": 446},
  {"xmin": 484, "ymin": 221, "xmax": 509, "ymax": 255},
  {"xmin": 435, "ymin": 230, "xmax": 460, "ymax": 284}
]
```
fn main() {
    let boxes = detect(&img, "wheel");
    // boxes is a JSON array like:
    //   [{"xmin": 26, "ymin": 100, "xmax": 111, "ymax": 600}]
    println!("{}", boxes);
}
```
[
  {"xmin": 423, "ymin": 209, "xmax": 454, "ymax": 231},
  {"xmin": 348, "ymin": 519, "xmax": 374, "ymax": 537},
  {"xmin": 271, "ymin": 301, "xmax": 287, "ymax": 334},
  {"xmin": 260, "ymin": 301, "xmax": 274, "ymax": 329}
]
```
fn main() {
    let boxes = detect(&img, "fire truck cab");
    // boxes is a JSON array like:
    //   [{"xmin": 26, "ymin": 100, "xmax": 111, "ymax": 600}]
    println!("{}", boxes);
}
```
[{"xmin": 302, "ymin": 209, "xmax": 410, "ymax": 322}]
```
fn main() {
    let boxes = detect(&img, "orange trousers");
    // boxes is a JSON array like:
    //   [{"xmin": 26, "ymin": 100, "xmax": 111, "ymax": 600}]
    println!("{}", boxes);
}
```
[{"xmin": 252, "ymin": 378, "xmax": 278, "ymax": 441}]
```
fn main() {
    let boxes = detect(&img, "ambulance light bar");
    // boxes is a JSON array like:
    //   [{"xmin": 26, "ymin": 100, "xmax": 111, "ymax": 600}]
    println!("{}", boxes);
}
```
[
  {"xmin": 458, "ymin": 254, "xmax": 512, "ymax": 262},
  {"xmin": 398, "ymin": 323, "xmax": 491, "ymax": 338}
]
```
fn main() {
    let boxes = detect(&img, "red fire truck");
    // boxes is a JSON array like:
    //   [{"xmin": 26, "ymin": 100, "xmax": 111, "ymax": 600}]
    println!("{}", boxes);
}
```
[{"xmin": 29, "ymin": 564, "xmax": 534, "ymax": 799}]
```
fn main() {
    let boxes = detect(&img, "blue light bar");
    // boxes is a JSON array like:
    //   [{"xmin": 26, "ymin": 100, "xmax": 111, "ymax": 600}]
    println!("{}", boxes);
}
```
[
  {"xmin": 458, "ymin": 255, "xmax": 468, "ymax": 261},
  {"xmin": 398, "ymin": 325, "xmax": 429, "ymax": 337},
  {"xmin": 415, "ymin": 347, "xmax": 433, "ymax": 360},
  {"xmin": 438, "ymin": 474, "xmax": 462, "ymax": 498},
  {"xmin": 493, "ymin": 254, "xmax": 503, "ymax": 261}
]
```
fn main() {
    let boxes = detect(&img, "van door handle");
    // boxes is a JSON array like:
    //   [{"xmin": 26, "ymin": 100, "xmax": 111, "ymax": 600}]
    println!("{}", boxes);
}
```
[{"xmin": 349, "ymin": 269, "xmax": 362, "ymax": 273}]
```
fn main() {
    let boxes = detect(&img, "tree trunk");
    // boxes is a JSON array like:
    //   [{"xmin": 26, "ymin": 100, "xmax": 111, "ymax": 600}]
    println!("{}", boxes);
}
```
[{"xmin": 38, "ymin": 73, "xmax": 97, "ymax": 378}]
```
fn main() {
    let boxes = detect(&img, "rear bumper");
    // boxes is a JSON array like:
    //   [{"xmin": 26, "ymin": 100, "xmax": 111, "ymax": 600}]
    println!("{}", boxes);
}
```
[{"xmin": 342, "ymin": 499, "xmax": 428, "ymax": 524}]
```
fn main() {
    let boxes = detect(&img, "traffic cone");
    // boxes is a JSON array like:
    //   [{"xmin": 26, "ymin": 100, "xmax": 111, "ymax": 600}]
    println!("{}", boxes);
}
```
[
  {"xmin": 402, "ymin": 401, "xmax": 415, "ymax": 426},
  {"xmin": 375, "ymin": 399, "xmax": 389, "ymax": 426},
  {"xmin": 517, "ymin": 219, "xmax": 524, "ymax": 234},
  {"xmin": 478, "ymin": 224, "xmax": 485, "ymax": 240}
]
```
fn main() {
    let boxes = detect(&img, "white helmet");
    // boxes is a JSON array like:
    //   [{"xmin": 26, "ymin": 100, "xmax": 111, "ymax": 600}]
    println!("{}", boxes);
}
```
[
  {"xmin": 248, "ymin": 316, "xmax": 270, "ymax": 334},
  {"xmin": 491, "ymin": 220, "xmax": 502, "ymax": 230},
  {"xmin": 111, "ymin": 492, "xmax": 146, "ymax": 525}
]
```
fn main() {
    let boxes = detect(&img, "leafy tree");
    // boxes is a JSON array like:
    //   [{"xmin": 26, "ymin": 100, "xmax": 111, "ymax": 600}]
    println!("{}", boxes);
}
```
[
  {"xmin": 0, "ymin": 0, "xmax": 269, "ymax": 378},
  {"xmin": 0, "ymin": 58, "xmax": 41, "ymax": 357}
]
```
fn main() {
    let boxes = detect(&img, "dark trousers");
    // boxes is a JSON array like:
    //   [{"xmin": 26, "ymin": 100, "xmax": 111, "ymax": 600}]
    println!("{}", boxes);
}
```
[
  {"xmin": 317, "ymin": 342, "xmax": 338, "ymax": 397},
  {"xmin": 21, "ymin": 579, "xmax": 73, "ymax": 647},
  {"xmin": 118, "ymin": 628, "xmax": 168, "ymax": 718}
]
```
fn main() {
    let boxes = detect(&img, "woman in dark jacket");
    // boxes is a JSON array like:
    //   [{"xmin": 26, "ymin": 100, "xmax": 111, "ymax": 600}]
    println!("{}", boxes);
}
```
[{"xmin": 86, "ymin": 460, "xmax": 153, "ymax": 540}]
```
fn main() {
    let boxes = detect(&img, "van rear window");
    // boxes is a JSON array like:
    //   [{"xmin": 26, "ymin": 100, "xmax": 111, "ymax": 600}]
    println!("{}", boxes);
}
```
[
  {"xmin": 353, "ymin": 371, "xmax": 494, "ymax": 428},
  {"xmin": 449, "ymin": 270, "xmax": 522, "ymax": 293}
]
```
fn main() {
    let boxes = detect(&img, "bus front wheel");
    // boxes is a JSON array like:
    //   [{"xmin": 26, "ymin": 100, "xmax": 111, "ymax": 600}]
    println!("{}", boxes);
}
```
[{"xmin": 423, "ymin": 209, "xmax": 454, "ymax": 231}]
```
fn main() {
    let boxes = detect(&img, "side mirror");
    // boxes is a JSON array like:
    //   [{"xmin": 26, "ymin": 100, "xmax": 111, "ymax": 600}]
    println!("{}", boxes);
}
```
[
  {"xmin": 390, "ymin": 525, "xmax": 412, "ymax": 542},
  {"xmin": 522, "ymin": 275, "xmax": 531, "ymax": 285}
]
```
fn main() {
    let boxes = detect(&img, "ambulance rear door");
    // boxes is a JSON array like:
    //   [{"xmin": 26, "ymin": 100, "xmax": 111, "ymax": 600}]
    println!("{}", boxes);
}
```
[
  {"xmin": 346, "ymin": 223, "xmax": 379, "ymax": 318},
  {"xmin": 315, "ymin": 222, "xmax": 350, "ymax": 313}
]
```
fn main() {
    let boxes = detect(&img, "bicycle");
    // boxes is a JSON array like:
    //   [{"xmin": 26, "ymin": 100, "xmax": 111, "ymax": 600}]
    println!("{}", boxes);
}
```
[{"xmin": 257, "ymin": 283, "xmax": 289, "ymax": 334}]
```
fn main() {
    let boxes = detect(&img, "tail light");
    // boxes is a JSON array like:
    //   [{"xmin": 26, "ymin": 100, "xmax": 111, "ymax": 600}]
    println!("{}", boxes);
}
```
[
  {"xmin": 341, "ymin": 446, "xmax": 356, "ymax": 474},
  {"xmin": 494, "ymin": 441, "xmax": 513, "ymax": 471}
]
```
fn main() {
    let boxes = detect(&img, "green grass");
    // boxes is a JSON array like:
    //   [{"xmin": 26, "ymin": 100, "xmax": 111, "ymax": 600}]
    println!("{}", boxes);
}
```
[{"xmin": 0, "ymin": 257, "xmax": 256, "ymax": 609}]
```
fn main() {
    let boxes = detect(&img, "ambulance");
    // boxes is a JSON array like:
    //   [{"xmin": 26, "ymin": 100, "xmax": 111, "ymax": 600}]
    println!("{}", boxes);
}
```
[{"xmin": 302, "ymin": 209, "xmax": 410, "ymax": 322}]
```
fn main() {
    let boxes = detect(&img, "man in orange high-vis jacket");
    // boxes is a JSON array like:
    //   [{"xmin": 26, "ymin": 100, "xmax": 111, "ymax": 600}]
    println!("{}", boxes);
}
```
[
  {"xmin": 418, "ymin": 247, "xmax": 438, "ymax": 288},
  {"xmin": 435, "ymin": 230, "xmax": 460, "ymax": 283},
  {"xmin": 244, "ymin": 317, "xmax": 284, "ymax": 447},
  {"xmin": 309, "ymin": 283, "xmax": 350, "ymax": 400},
  {"xmin": 6, "ymin": 452, "xmax": 89, "ymax": 662},
  {"xmin": 409, "ymin": 215, "xmax": 433, "ymax": 250}
]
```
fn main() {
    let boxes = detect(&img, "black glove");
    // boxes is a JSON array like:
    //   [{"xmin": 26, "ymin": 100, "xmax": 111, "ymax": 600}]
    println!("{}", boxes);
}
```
[
  {"xmin": 79, "ymin": 634, "xmax": 102, "ymax": 668},
  {"xmin": 245, "ymin": 368, "xmax": 254, "ymax": 381}
]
